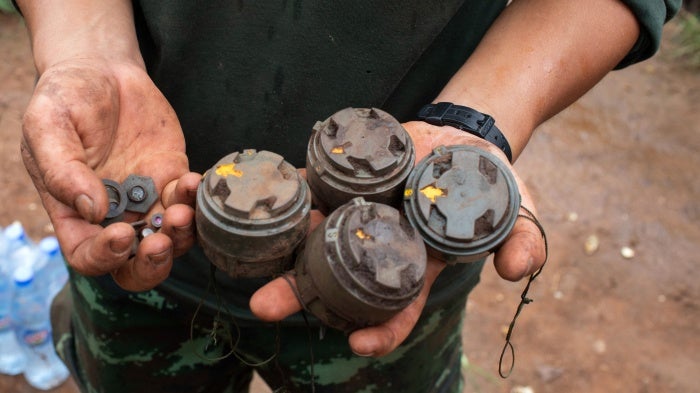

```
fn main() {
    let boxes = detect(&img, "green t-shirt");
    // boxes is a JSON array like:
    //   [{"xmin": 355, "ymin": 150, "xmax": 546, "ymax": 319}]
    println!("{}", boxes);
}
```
[{"xmin": 126, "ymin": 0, "xmax": 680, "ymax": 320}]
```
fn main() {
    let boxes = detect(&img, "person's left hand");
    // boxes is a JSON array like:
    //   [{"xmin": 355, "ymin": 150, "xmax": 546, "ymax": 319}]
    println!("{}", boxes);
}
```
[{"xmin": 249, "ymin": 121, "xmax": 547, "ymax": 357}]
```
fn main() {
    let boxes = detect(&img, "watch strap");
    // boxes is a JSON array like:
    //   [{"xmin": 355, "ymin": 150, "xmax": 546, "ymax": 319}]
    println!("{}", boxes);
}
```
[{"xmin": 417, "ymin": 102, "xmax": 513, "ymax": 162}]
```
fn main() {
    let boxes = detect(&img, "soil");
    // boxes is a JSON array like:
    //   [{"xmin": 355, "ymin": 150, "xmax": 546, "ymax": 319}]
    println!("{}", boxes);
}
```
[{"xmin": 1, "ymin": 12, "xmax": 698, "ymax": 393}]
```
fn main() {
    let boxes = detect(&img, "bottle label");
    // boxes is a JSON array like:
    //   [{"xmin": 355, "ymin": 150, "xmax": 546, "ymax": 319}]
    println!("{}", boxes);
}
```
[
  {"xmin": 0, "ymin": 315, "xmax": 10, "ymax": 332},
  {"xmin": 22, "ymin": 328, "xmax": 50, "ymax": 346}
]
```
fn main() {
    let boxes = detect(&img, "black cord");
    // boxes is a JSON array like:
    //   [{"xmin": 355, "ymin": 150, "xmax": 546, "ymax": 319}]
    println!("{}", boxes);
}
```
[{"xmin": 498, "ymin": 205, "xmax": 548, "ymax": 378}]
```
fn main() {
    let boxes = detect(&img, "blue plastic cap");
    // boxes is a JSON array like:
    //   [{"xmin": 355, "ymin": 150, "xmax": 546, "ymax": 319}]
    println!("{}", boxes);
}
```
[
  {"xmin": 13, "ymin": 264, "xmax": 34, "ymax": 286},
  {"xmin": 39, "ymin": 236, "xmax": 60, "ymax": 256},
  {"xmin": 5, "ymin": 221, "xmax": 26, "ymax": 242}
]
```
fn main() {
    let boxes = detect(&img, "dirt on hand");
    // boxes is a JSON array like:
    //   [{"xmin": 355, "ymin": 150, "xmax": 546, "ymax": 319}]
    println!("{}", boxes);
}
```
[{"xmin": 1, "ymin": 12, "xmax": 698, "ymax": 393}]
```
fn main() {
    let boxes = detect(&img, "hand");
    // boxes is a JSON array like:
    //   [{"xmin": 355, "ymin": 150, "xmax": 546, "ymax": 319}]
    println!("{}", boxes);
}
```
[
  {"xmin": 250, "ymin": 121, "xmax": 546, "ymax": 357},
  {"xmin": 21, "ymin": 58, "xmax": 201, "ymax": 291}
]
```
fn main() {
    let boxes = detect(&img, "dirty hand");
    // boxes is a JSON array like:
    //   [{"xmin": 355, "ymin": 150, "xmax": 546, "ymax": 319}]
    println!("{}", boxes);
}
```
[
  {"xmin": 250, "ymin": 121, "xmax": 546, "ymax": 357},
  {"xmin": 21, "ymin": 59, "xmax": 200, "ymax": 291}
]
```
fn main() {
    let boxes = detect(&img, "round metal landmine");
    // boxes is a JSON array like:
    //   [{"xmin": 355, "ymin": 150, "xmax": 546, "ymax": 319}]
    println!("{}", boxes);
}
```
[
  {"xmin": 196, "ymin": 149, "xmax": 311, "ymax": 278},
  {"xmin": 403, "ymin": 145, "xmax": 520, "ymax": 264},
  {"xmin": 306, "ymin": 107, "xmax": 415, "ymax": 215},
  {"xmin": 295, "ymin": 197, "xmax": 427, "ymax": 332}
]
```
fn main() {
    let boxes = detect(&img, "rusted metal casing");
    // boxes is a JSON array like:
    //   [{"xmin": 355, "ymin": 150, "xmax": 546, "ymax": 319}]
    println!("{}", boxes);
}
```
[
  {"xmin": 295, "ymin": 197, "xmax": 426, "ymax": 332},
  {"xmin": 403, "ymin": 145, "xmax": 520, "ymax": 263},
  {"xmin": 101, "ymin": 175, "xmax": 160, "ymax": 227},
  {"xmin": 306, "ymin": 107, "xmax": 415, "ymax": 215},
  {"xmin": 102, "ymin": 179, "xmax": 127, "ymax": 226},
  {"xmin": 196, "ymin": 149, "xmax": 311, "ymax": 278}
]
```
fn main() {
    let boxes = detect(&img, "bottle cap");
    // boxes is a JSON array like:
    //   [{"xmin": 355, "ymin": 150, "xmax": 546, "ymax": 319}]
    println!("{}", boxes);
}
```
[
  {"xmin": 13, "ymin": 264, "xmax": 34, "ymax": 286},
  {"xmin": 39, "ymin": 236, "xmax": 60, "ymax": 256},
  {"xmin": 5, "ymin": 221, "xmax": 26, "ymax": 242}
]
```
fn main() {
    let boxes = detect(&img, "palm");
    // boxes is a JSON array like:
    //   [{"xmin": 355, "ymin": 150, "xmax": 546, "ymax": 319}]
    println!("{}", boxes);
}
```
[
  {"xmin": 51, "ymin": 61, "xmax": 188, "ymax": 187},
  {"xmin": 21, "ymin": 59, "xmax": 197, "ymax": 290}
]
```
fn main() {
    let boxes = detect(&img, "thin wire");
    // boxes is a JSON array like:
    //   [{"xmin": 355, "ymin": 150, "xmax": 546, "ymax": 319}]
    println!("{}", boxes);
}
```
[
  {"xmin": 281, "ymin": 274, "xmax": 317, "ymax": 393},
  {"xmin": 498, "ymin": 205, "xmax": 548, "ymax": 378},
  {"xmin": 189, "ymin": 264, "xmax": 278, "ymax": 367},
  {"xmin": 189, "ymin": 264, "xmax": 235, "ymax": 362}
]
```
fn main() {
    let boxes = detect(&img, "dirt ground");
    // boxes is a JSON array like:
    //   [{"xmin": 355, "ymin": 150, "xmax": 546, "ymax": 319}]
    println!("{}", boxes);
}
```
[{"xmin": 1, "ymin": 12, "xmax": 698, "ymax": 393}]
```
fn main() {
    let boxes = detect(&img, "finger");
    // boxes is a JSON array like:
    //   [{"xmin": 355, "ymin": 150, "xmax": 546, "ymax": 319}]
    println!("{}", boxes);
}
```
[
  {"xmin": 493, "ymin": 216, "xmax": 546, "ymax": 281},
  {"xmin": 111, "ymin": 232, "xmax": 173, "ymax": 291},
  {"xmin": 347, "ymin": 258, "xmax": 445, "ymax": 357},
  {"xmin": 157, "ymin": 204, "xmax": 196, "ymax": 257},
  {"xmin": 20, "ymin": 132, "xmax": 108, "ymax": 224},
  {"xmin": 161, "ymin": 172, "xmax": 201, "ymax": 208},
  {"xmin": 309, "ymin": 210, "xmax": 325, "ymax": 232},
  {"xmin": 493, "ymin": 171, "xmax": 547, "ymax": 281},
  {"xmin": 66, "ymin": 222, "xmax": 135, "ymax": 275},
  {"xmin": 21, "ymin": 81, "xmax": 117, "ymax": 223},
  {"xmin": 249, "ymin": 275, "xmax": 303, "ymax": 321},
  {"xmin": 250, "ymin": 209, "xmax": 324, "ymax": 320}
]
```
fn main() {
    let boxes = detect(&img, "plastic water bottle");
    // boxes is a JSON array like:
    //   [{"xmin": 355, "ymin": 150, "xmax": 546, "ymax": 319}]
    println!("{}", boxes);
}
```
[
  {"xmin": 0, "ymin": 227, "xmax": 27, "ymax": 375},
  {"xmin": 12, "ymin": 264, "xmax": 69, "ymax": 390},
  {"xmin": 34, "ymin": 237, "xmax": 69, "ymax": 303},
  {"xmin": 4, "ymin": 221, "xmax": 31, "ymax": 251},
  {"xmin": 4, "ymin": 221, "xmax": 35, "ymax": 273}
]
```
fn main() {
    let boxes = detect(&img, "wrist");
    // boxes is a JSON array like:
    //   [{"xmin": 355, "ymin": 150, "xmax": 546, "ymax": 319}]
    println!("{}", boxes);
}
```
[
  {"xmin": 18, "ymin": 0, "xmax": 144, "ymax": 74},
  {"xmin": 416, "ymin": 102, "xmax": 513, "ymax": 162},
  {"xmin": 432, "ymin": 90, "xmax": 535, "ymax": 162}
]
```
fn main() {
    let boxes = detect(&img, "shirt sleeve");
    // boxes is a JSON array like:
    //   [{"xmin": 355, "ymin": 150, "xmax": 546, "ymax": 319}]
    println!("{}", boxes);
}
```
[{"xmin": 616, "ymin": 0, "xmax": 682, "ymax": 68}]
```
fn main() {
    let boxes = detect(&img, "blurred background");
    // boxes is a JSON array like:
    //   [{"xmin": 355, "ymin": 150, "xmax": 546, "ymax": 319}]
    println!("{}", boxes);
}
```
[{"xmin": 1, "ymin": 3, "xmax": 698, "ymax": 393}]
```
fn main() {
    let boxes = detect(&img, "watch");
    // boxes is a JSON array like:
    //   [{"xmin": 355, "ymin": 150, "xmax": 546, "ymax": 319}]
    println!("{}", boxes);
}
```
[{"xmin": 416, "ymin": 102, "xmax": 512, "ymax": 162}]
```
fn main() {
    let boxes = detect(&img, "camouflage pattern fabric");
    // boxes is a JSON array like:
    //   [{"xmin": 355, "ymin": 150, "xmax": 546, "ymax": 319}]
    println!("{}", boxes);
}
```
[{"xmin": 51, "ymin": 261, "xmax": 484, "ymax": 393}]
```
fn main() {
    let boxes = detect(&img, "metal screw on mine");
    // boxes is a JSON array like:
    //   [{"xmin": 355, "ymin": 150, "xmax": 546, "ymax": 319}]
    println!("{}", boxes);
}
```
[
  {"xmin": 122, "ymin": 174, "xmax": 159, "ymax": 214},
  {"xmin": 128, "ymin": 185, "xmax": 147, "ymax": 202},
  {"xmin": 151, "ymin": 213, "xmax": 164, "ymax": 229}
]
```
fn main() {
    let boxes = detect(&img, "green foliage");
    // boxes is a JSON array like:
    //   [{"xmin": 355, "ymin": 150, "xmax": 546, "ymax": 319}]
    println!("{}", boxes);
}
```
[
  {"xmin": 0, "ymin": 0, "xmax": 17, "ymax": 14},
  {"xmin": 674, "ymin": 11, "xmax": 700, "ymax": 68}
]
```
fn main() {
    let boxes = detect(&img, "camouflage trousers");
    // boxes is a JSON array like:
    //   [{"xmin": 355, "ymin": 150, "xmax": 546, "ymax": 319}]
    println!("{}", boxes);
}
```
[{"xmin": 50, "ymin": 264, "xmax": 483, "ymax": 393}]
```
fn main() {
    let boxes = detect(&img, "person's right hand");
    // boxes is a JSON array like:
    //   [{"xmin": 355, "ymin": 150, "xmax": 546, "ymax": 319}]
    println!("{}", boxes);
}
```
[{"xmin": 21, "ymin": 58, "xmax": 201, "ymax": 292}]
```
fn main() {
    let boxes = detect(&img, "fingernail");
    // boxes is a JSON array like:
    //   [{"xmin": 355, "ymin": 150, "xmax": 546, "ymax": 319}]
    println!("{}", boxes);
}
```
[
  {"xmin": 352, "ymin": 350, "xmax": 375, "ymax": 357},
  {"xmin": 173, "ymin": 222, "xmax": 192, "ymax": 234},
  {"xmin": 75, "ymin": 194, "xmax": 95, "ymax": 222},
  {"xmin": 148, "ymin": 248, "xmax": 171, "ymax": 266},
  {"xmin": 110, "ymin": 236, "xmax": 133, "ymax": 254}
]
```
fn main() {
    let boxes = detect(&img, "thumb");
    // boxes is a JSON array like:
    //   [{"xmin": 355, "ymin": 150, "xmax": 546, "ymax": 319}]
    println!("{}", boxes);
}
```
[
  {"xmin": 21, "ymin": 95, "xmax": 109, "ymax": 224},
  {"xmin": 493, "ymin": 170, "xmax": 547, "ymax": 281}
]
